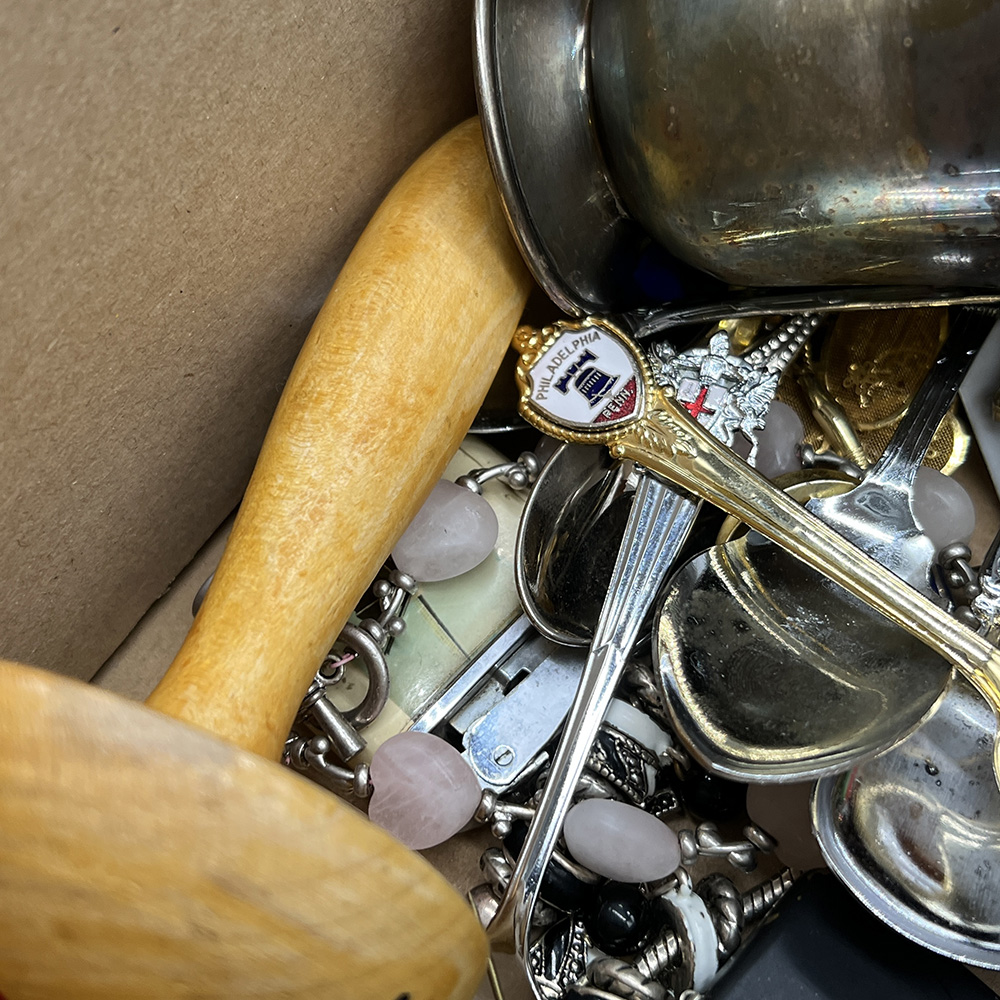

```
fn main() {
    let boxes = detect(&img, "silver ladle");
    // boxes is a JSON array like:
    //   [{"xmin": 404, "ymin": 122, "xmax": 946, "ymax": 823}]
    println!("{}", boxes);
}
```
[
  {"xmin": 657, "ymin": 308, "xmax": 993, "ymax": 780},
  {"xmin": 813, "ymin": 531, "xmax": 1000, "ymax": 969}
]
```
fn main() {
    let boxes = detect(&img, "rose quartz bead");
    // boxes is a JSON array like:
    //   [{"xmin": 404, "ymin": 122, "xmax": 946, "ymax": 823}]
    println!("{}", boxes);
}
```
[
  {"xmin": 368, "ymin": 731, "xmax": 481, "ymax": 850},
  {"xmin": 391, "ymin": 479, "xmax": 499, "ymax": 582},
  {"xmin": 911, "ymin": 466, "xmax": 976, "ymax": 551},
  {"xmin": 564, "ymin": 798, "xmax": 681, "ymax": 883},
  {"xmin": 754, "ymin": 401, "xmax": 804, "ymax": 479}
]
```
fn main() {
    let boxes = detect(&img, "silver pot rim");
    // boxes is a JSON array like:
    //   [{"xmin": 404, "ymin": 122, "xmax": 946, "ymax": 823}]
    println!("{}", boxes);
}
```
[{"xmin": 474, "ymin": 0, "xmax": 641, "ymax": 316}]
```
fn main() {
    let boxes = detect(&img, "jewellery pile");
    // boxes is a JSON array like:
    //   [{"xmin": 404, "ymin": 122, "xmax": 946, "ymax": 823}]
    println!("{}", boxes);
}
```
[{"xmin": 196, "ymin": 306, "xmax": 1000, "ymax": 996}]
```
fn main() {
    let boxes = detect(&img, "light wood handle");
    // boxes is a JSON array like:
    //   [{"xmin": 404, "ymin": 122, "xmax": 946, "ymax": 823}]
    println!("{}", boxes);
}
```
[
  {"xmin": 0, "ymin": 657, "xmax": 492, "ymax": 1000},
  {"xmin": 147, "ymin": 118, "xmax": 532, "ymax": 759},
  {"xmin": 1, "ymin": 120, "xmax": 531, "ymax": 1000}
]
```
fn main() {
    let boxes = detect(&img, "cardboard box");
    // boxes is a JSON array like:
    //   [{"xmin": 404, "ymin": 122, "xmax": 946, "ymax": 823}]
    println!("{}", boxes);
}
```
[
  {"xmin": 1, "ymin": 0, "xmax": 477, "ymax": 682},
  {"xmin": 6, "ymin": 4, "xmax": 1000, "ymax": 998}
]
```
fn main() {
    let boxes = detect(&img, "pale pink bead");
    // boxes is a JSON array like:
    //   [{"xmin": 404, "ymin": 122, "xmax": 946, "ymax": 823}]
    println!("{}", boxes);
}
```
[
  {"xmin": 754, "ymin": 401, "xmax": 804, "ymax": 479},
  {"xmin": 564, "ymin": 798, "xmax": 681, "ymax": 882},
  {"xmin": 911, "ymin": 466, "xmax": 976, "ymax": 551},
  {"xmin": 368, "ymin": 731, "xmax": 481, "ymax": 850},
  {"xmin": 391, "ymin": 479, "xmax": 499, "ymax": 582}
]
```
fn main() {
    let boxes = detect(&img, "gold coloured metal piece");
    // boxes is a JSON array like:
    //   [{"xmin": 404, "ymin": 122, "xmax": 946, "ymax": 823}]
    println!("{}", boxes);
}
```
[
  {"xmin": 833, "ymin": 309, "xmax": 946, "ymax": 429},
  {"xmin": 514, "ymin": 320, "xmax": 1000, "ymax": 786},
  {"xmin": 778, "ymin": 308, "xmax": 969, "ymax": 473},
  {"xmin": 718, "ymin": 316, "xmax": 764, "ymax": 354},
  {"xmin": 796, "ymin": 369, "xmax": 868, "ymax": 468}
]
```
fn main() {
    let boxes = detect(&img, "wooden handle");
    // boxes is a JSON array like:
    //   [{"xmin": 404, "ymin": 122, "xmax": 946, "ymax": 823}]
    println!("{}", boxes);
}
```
[
  {"xmin": 1, "ymin": 120, "xmax": 532, "ymax": 999},
  {"xmin": 147, "ymin": 118, "xmax": 532, "ymax": 759},
  {"xmin": 0, "ymin": 659, "xmax": 491, "ymax": 1000}
]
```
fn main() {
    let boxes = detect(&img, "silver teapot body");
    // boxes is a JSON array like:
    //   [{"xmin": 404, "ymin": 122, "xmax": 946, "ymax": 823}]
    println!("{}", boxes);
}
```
[{"xmin": 477, "ymin": 0, "xmax": 1000, "ymax": 312}]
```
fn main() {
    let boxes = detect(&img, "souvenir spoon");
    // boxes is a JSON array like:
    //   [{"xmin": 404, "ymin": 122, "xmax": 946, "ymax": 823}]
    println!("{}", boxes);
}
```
[
  {"xmin": 658, "ymin": 309, "xmax": 993, "ymax": 780},
  {"xmin": 490, "ymin": 317, "xmax": 813, "ymax": 956},
  {"xmin": 811, "ymin": 529, "xmax": 1000, "ymax": 969},
  {"xmin": 514, "ymin": 322, "xmax": 810, "ymax": 646},
  {"xmin": 501, "ymin": 308, "xmax": 1000, "ymax": 801}
]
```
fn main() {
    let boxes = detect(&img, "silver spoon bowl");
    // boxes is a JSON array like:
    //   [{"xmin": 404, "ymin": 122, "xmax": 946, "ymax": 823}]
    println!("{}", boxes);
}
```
[
  {"xmin": 515, "ymin": 442, "xmax": 635, "ymax": 646},
  {"xmin": 656, "ymin": 309, "xmax": 991, "ymax": 780},
  {"xmin": 813, "ymin": 675, "xmax": 1000, "ymax": 969},
  {"xmin": 657, "ymin": 532, "xmax": 953, "ymax": 780}
]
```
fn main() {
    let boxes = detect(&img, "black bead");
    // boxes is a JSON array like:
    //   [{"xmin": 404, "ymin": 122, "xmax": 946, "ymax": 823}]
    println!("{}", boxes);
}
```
[
  {"xmin": 582, "ymin": 882, "xmax": 655, "ymax": 955},
  {"xmin": 679, "ymin": 763, "xmax": 747, "ymax": 821},
  {"xmin": 503, "ymin": 821, "xmax": 596, "ymax": 912}
]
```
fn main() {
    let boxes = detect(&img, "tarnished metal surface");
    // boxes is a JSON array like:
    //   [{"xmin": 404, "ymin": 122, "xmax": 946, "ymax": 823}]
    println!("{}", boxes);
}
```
[
  {"xmin": 477, "ymin": 0, "xmax": 1000, "ymax": 312},
  {"xmin": 475, "ymin": 0, "xmax": 642, "ymax": 315},
  {"xmin": 591, "ymin": 0, "xmax": 1000, "ymax": 287}
]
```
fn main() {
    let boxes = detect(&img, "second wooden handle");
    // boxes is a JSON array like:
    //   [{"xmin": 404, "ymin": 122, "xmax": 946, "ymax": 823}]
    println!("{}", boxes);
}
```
[{"xmin": 147, "ymin": 119, "xmax": 532, "ymax": 758}]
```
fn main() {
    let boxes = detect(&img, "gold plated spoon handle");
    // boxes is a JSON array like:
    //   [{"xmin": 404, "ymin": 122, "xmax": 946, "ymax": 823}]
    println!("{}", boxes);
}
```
[
  {"xmin": 617, "ymin": 389, "xmax": 1000, "ymax": 733},
  {"xmin": 513, "ymin": 315, "xmax": 1000, "ymax": 784}
]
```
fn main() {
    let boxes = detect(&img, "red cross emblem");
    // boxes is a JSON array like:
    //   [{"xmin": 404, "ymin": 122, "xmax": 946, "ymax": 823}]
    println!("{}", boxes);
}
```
[{"xmin": 682, "ymin": 385, "xmax": 716, "ymax": 420}]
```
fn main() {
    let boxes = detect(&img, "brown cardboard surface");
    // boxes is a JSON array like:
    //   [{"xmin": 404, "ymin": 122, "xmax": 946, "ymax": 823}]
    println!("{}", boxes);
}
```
[{"xmin": 1, "ymin": 0, "xmax": 477, "ymax": 680}]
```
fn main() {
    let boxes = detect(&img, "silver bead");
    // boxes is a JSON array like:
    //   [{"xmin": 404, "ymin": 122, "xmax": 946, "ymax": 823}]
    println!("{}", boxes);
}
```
[
  {"xmin": 383, "ymin": 615, "xmax": 406, "ymax": 638},
  {"xmin": 475, "ymin": 788, "xmax": 498, "ymax": 824},
  {"xmin": 589, "ymin": 957, "xmax": 667, "ymax": 1000},
  {"xmin": 939, "ymin": 542, "xmax": 973, "ymax": 565},
  {"xmin": 491, "ymin": 816, "xmax": 513, "ymax": 840},
  {"xmin": 359, "ymin": 617, "xmax": 386, "ymax": 645},
  {"xmin": 743, "ymin": 824, "xmax": 777, "ymax": 853},
  {"xmin": 388, "ymin": 568, "xmax": 418, "ymax": 594},
  {"xmin": 353, "ymin": 761, "xmax": 372, "ymax": 799},
  {"xmin": 506, "ymin": 467, "xmax": 529, "ymax": 490},
  {"xmin": 468, "ymin": 882, "xmax": 500, "ymax": 928},
  {"xmin": 678, "ymin": 828, "xmax": 700, "ymax": 866},
  {"xmin": 480, "ymin": 847, "xmax": 512, "ymax": 897},
  {"xmin": 518, "ymin": 451, "xmax": 541, "ymax": 480}
]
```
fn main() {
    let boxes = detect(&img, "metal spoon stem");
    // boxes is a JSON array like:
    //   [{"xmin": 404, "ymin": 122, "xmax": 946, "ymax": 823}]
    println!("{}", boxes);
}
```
[
  {"xmin": 488, "ymin": 474, "xmax": 699, "ymax": 952},
  {"xmin": 865, "ymin": 307, "xmax": 989, "ymax": 490},
  {"xmin": 616, "ymin": 387, "xmax": 1000, "ymax": 768}
]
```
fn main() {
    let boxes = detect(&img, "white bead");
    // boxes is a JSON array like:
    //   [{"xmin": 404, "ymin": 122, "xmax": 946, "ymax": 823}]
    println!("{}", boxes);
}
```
[
  {"xmin": 391, "ymin": 479, "xmax": 499, "ymax": 582},
  {"xmin": 564, "ymin": 798, "xmax": 681, "ymax": 883},
  {"xmin": 605, "ymin": 699, "xmax": 673, "ymax": 798},
  {"xmin": 605, "ymin": 699, "xmax": 672, "ymax": 759},
  {"xmin": 368, "ymin": 731, "xmax": 481, "ymax": 850},
  {"xmin": 753, "ymin": 401, "xmax": 804, "ymax": 479},
  {"xmin": 911, "ymin": 466, "xmax": 976, "ymax": 551}
]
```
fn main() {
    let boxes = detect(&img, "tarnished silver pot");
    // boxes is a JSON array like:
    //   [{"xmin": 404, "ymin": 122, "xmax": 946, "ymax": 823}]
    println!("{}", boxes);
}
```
[{"xmin": 476, "ymin": 0, "xmax": 1000, "ymax": 314}]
